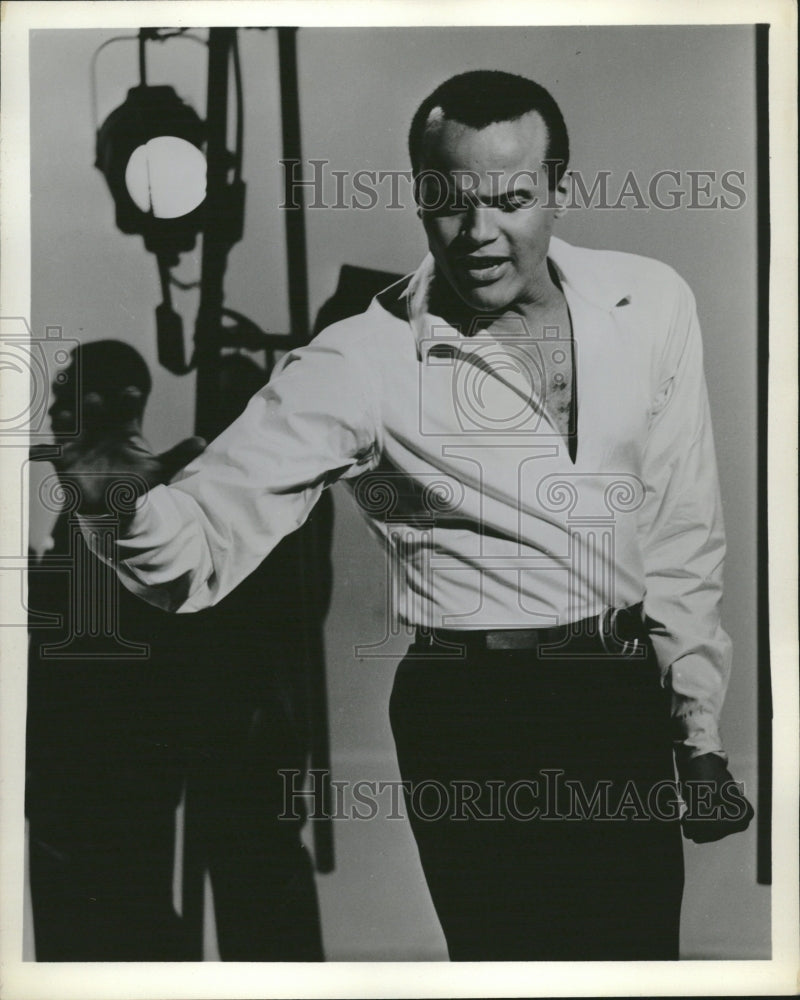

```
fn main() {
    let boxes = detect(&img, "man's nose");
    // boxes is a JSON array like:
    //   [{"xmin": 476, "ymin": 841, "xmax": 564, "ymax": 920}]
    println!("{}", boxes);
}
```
[{"xmin": 462, "ymin": 203, "xmax": 497, "ymax": 245}]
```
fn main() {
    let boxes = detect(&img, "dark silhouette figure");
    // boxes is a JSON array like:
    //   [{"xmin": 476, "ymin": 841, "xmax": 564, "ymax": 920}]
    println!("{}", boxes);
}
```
[{"xmin": 27, "ymin": 341, "xmax": 329, "ymax": 960}]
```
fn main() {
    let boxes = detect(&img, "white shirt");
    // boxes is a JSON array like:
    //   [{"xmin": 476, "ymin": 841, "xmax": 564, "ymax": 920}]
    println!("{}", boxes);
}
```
[{"xmin": 88, "ymin": 237, "xmax": 732, "ymax": 763}]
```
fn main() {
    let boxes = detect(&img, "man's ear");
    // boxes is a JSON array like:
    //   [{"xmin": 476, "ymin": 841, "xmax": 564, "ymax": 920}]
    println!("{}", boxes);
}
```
[{"xmin": 553, "ymin": 172, "xmax": 570, "ymax": 219}]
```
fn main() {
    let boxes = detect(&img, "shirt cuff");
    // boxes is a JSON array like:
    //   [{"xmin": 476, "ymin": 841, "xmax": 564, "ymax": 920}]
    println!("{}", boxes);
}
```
[{"xmin": 670, "ymin": 695, "xmax": 728, "ymax": 766}]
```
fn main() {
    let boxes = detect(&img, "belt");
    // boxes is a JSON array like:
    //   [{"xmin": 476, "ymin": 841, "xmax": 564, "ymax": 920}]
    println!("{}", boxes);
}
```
[{"xmin": 414, "ymin": 603, "xmax": 649, "ymax": 657}]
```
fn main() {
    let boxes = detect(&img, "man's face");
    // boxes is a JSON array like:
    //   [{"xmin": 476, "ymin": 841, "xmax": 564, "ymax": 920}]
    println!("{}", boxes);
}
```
[
  {"xmin": 48, "ymin": 360, "xmax": 78, "ymax": 435},
  {"xmin": 417, "ymin": 110, "xmax": 565, "ymax": 315}
]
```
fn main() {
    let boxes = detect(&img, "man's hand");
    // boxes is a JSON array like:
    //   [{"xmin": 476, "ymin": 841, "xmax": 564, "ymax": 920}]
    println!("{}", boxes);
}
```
[
  {"xmin": 31, "ymin": 386, "xmax": 206, "ymax": 515},
  {"xmin": 679, "ymin": 752, "xmax": 755, "ymax": 844}
]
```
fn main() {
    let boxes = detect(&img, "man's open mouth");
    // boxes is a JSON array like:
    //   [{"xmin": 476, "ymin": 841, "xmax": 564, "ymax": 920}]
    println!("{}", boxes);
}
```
[{"xmin": 458, "ymin": 256, "xmax": 510, "ymax": 282}]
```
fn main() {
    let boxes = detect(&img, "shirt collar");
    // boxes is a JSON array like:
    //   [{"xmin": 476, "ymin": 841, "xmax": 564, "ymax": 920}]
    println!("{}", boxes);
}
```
[
  {"xmin": 547, "ymin": 237, "xmax": 634, "ymax": 310},
  {"xmin": 403, "ymin": 236, "xmax": 635, "ymax": 355}
]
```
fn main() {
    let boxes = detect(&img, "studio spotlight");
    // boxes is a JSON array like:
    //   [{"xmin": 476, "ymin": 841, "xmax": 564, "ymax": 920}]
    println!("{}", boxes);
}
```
[
  {"xmin": 92, "ymin": 30, "xmax": 251, "ymax": 377},
  {"xmin": 95, "ymin": 84, "xmax": 207, "ymax": 263}
]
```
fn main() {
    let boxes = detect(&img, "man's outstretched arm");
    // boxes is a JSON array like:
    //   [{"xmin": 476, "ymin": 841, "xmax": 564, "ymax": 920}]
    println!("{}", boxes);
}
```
[{"xmin": 35, "ymin": 326, "xmax": 380, "ymax": 614}]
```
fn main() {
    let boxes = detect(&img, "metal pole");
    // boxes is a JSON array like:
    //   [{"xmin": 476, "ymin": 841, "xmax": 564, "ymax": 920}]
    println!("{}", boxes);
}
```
[
  {"xmin": 277, "ymin": 26, "xmax": 334, "ymax": 874},
  {"xmin": 193, "ymin": 28, "xmax": 236, "ymax": 443},
  {"xmin": 181, "ymin": 29, "xmax": 236, "ymax": 956},
  {"xmin": 277, "ymin": 28, "xmax": 311, "ymax": 345}
]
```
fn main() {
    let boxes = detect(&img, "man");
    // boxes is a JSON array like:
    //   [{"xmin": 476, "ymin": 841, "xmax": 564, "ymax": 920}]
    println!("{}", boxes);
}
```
[
  {"xmin": 37, "ymin": 71, "xmax": 753, "ymax": 960},
  {"xmin": 28, "ymin": 341, "xmax": 324, "ymax": 961}
]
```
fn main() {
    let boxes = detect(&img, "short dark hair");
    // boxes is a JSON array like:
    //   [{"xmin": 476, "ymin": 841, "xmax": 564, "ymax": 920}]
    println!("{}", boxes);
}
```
[
  {"xmin": 69, "ymin": 340, "xmax": 152, "ymax": 401},
  {"xmin": 408, "ymin": 70, "xmax": 569, "ymax": 188}
]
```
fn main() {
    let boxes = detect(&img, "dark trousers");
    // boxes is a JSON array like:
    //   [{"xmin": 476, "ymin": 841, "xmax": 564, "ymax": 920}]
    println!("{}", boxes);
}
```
[{"xmin": 389, "ymin": 636, "xmax": 684, "ymax": 961}]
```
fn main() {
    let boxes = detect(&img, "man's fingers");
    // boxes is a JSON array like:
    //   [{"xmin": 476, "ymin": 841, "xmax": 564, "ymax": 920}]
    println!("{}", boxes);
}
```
[
  {"xmin": 678, "ymin": 756, "xmax": 755, "ymax": 843},
  {"xmin": 682, "ymin": 795, "xmax": 754, "ymax": 843},
  {"xmin": 684, "ymin": 820, "xmax": 751, "ymax": 844},
  {"xmin": 158, "ymin": 437, "xmax": 207, "ymax": 482}
]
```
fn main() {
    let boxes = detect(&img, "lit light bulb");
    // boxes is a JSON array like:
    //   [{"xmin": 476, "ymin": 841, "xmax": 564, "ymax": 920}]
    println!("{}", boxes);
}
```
[{"xmin": 125, "ymin": 136, "xmax": 207, "ymax": 219}]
